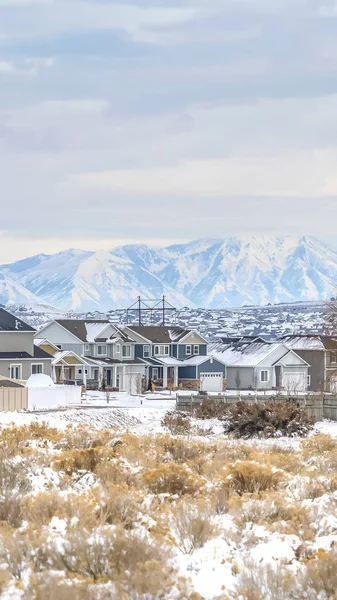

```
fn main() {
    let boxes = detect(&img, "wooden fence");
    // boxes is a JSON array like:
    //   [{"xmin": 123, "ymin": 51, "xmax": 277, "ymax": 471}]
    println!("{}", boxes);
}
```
[
  {"xmin": 0, "ymin": 387, "xmax": 28, "ymax": 411},
  {"xmin": 176, "ymin": 393, "xmax": 337, "ymax": 422}
]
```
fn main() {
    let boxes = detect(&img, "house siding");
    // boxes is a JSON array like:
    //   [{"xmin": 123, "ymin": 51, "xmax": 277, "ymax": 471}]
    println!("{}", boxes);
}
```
[
  {"xmin": 178, "ymin": 366, "xmax": 197, "ymax": 379},
  {"xmin": 290, "ymin": 350, "xmax": 323, "ymax": 391},
  {"xmin": 58, "ymin": 343, "xmax": 84, "ymax": 354},
  {"xmin": 0, "ymin": 332, "xmax": 34, "ymax": 355},
  {"xmin": 226, "ymin": 367, "xmax": 255, "ymax": 390},
  {"xmin": 0, "ymin": 359, "xmax": 52, "ymax": 380},
  {"xmin": 197, "ymin": 360, "xmax": 225, "ymax": 377}
]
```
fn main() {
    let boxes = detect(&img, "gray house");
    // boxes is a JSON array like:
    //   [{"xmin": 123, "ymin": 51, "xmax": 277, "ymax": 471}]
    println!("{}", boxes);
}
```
[
  {"xmin": 280, "ymin": 335, "xmax": 337, "ymax": 392},
  {"xmin": 0, "ymin": 308, "xmax": 52, "ymax": 381},
  {"xmin": 210, "ymin": 338, "xmax": 309, "ymax": 392}
]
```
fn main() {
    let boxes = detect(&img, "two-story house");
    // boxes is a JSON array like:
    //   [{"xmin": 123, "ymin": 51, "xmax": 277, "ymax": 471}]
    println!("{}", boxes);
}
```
[
  {"xmin": 36, "ymin": 319, "xmax": 146, "ymax": 392},
  {"xmin": 0, "ymin": 308, "xmax": 52, "ymax": 380},
  {"xmin": 112, "ymin": 326, "xmax": 227, "ymax": 391},
  {"xmin": 280, "ymin": 335, "xmax": 337, "ymax": 392}
]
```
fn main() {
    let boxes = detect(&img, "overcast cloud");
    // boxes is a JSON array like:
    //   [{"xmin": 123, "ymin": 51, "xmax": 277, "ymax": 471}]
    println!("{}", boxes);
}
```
[{"xmin": 1, "ymin": 0, "xmax": 337, "ymax": 261}]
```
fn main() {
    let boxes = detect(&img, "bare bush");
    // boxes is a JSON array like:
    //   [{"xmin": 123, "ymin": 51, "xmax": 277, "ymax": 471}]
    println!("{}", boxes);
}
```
[
  {"xmin": 161, "ymin": 411, "xmax": 192, "ymax": 435},
  {"xmin": 170, "ymin": 500, "xmax": 219, "ymax": 554},
  {"xmin": 302, "ymin": 433, "xmax": 337, "ymax": 456},
  {"xmin": 225, "ymin": 400, "xmax": 314, "ymax": 438},
  {"xmin": 300, "ymin": 549, "xmax": 337, "ymax": 599},
  {"xmin": 236, "ymin": 560, "xmax": 301, "ymax": 599},
  {"xmin": 193, "ymin": 399, "xmax": 228, "ymax": 420}
]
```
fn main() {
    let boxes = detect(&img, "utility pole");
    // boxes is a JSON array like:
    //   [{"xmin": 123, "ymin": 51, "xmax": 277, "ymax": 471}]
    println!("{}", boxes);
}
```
[
  {"xmin": 138, "ymin": 296, "xmax": 141, "ymax": 326},
  {"xmin": 162, "ymin": 295, "xmax": 165, "ymax": 326}
]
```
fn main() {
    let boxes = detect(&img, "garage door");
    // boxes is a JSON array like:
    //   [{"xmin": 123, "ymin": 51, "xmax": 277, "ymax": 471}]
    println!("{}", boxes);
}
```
[
  {"xmin": 200, "ymin": 373, "xmax": 223, "ymax": 392},
  {"xmin": 282, "ymin": 372, "xmax": 306, "ymax": 393}
]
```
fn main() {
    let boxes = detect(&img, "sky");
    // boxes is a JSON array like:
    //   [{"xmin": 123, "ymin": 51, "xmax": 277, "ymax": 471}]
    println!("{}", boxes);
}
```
[{"xmin": 1, "ymin": 0, "xmax": 337, "ymax": 262}]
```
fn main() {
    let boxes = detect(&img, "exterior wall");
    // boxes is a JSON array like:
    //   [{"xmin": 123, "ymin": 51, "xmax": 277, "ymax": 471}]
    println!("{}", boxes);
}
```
[
  {"xmin": 178, "ymin": 366, "xmax": 197, "ymax": 379},
  {"xmin": 226, "ymin": 367, "xmax": 255, "ymax": 390},
  {"xmin": 291, "ymin": 350, "xmax": 324, "ymax": 391},
  {"xmin": 0, "ymin": 332, "xmax": 34, "ymax": 354},
  {"xmin": 0, "ymin": 359, "xmax": 52, "ymax": 380},
  {"xmin": 58, "ymin": 343, "xmax": 84, "ymax": 354},
  {"xmin": 83, "ymin": 343, "xmax": 95, "ymax": 357},
  {"xmin": 256, "ymin": 367, "xmax": 275, "ymax": 389},
  {"xmin": 36, "ymin": 322, "xmax": 81, "ymax": 345},
  {"xmin": 181, "ymin": 332, "xmax": 207, "ymax": 345},
  {"xmin": 197, "ymin": 360, "xmax": 225, "ymax": 377},
  {"xmin": 178, "ymin": 344, "xmax": 207, "ymax": 360},
  {"xmin": 172, "ymin": 345, "xmax": 178, "ymax": 358}
]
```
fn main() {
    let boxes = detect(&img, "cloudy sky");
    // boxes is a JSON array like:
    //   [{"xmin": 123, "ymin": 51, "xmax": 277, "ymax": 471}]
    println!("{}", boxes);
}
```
[{"xmin": 1, "ymin": 0, "xmax": 337, "ymax": 262}]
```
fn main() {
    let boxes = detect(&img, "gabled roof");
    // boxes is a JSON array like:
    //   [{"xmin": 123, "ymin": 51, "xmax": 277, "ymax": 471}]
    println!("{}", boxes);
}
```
[
  {"xmin": 54, "ymin": 320, "xmax": 110, "ymax": 343},
  {"xmin": 125, "ymin": 326, "xmax": 194, "ymax": 344},
  {"xmin": 280, "ymin": 334, "xmax": 337, "ymax": 351},
  {"xmin": 109, "ymin": 326, "xmax": 135, "ymax": 343},
  {"xmin": 209, "ymin": 340, "xmax": 288, "ymax": 367},
  {"xmin": 0, "ymin": 308, "xmax": 35, "ymax": 332},
  {"xmin": 34, "ymin": 338, "xmax": 60, "ymax": 352},
  {"xmin": 52, "ymin": 350, "xmax": 87, "ymax": 366}
]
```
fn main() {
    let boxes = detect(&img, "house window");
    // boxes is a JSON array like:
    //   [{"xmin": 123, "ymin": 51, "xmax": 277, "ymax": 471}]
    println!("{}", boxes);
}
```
[
  {"xmin": 186, "ymin": 345, "xmax": 192, "ymax": 356},
  {"xmin": 56, "ymin": 345, "xmax": 62, "ymax": 350},
  {"xmin": 331, "ymin": 352, "xmax": 337, "ymax": 364},
  {"xmin": 193, "ymin": 345, "xmax": 199, "ymax": 355},
  {"xmin": 307, "ymin": 374, "xmax": 311, "ymax": 387},
  {"xmin": 260, "ymin": 370, "xmax": 269, "ymax": 383},
  {"xmin": 143, "ymin": 345, "xmax": 150, "ymax": 358},
  {"xmin": 152, "ymin": 368, "xmax": 159, "ymax": 381},
  {"xmin": 32, "ymin": 364, "xmax": 43, "ymax": 375},
  {"xmin": 122, "ymin": 345, "xmax": 132, "ymax": 358},
  {"xmin": 115, "ymin": 344, "xmax": 121, "ymax": 354},
  {"xmin": 154, "ymin": 345, "xmax": 169, "ymax": 356},
  {"xmin": 10, "ymin": 364, "xmax": 22, "ymax": 380},
  {"xmin": 84, "ymin": 344, "xmax": 90, "ymax": 352},
  {"xmin": 97, "ymin": 345, "xmax": 107, "ymax": 356}
]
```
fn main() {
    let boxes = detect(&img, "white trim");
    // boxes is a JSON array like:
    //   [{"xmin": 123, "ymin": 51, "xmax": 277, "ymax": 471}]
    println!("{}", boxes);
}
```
[
  {"xmin": 10, "ymin": 363, "xmax": 22, "ymax": 380},
  {"xmin": 143, "ymin": 345, "xmax": 150, "ymax": 358},
  {"xmin": 0, "ymin": 357, "xmax": 52, "ymax": 361},
  {"xmin": 186, "ymin": 345, "xmax": 192, "ymax": 356},
  {"xmin": 307, "ymin": 374, "xmax": 311, "ymax": 387},
  {"xmin": 31, "ymin": 363, "xmax": 44, "ymax": 375},
  {"xmin": 193, "ymin": 345, "xmax": 200, "ymax": 355},
  {"xmin": 84, "ymin": 344, "xmax": 90, "ymax": 352},
  {"xmin": 0, "ymin": 330, "xmax": 35, "ymax": 334},
  {"xmin": 154, "ymin": 345, "xmax": 170, "ymax": 357},
  {"xmin": 152, "ymin": 368, "xmax": 159, "ymax": 381}
]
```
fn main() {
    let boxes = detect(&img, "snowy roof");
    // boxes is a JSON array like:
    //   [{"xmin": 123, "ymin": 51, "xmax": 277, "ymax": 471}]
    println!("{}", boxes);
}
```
[
  {"xmin": 209, "ymin": 341, "xmax": 287, "ymax": 367},
  {"xmin": 55, "ymin": 319, "xmax": 110, "ymax": 342},
  {"xmin": 281, "ymin": 336, "xmax": 326, "ymax": 350},
  {"xmin": 281, "ymin": 335, "xmax": 337, "ymax": 351}
]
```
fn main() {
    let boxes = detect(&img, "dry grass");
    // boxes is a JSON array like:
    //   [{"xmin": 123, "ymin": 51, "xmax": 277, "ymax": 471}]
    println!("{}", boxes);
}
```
[
  {"xmin": 223, "ymin": 461, "xmax": 284, "ymax": 495},
  {"xmin": 144, "ymin": 463, "xmax": 203, "ymax": 495},
  {"xmin": 1, "ymin": 422, "xmax": 337, "ymax": 600}
]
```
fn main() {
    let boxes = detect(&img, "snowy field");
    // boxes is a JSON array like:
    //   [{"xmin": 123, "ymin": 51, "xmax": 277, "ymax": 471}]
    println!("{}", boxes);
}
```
[{"xmin": 1, "ymin": 394, "xmax": 337, "ymax": 598}]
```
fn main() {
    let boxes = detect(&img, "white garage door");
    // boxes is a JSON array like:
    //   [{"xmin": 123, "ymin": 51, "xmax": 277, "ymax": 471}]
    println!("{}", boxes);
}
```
[
  {"xmin": 282, "ymin": 372, "xmax": 306, "ymax": 393},
  {"xmin": 200, "ymin": 373, "xmax": 223, "ymax": 392}
]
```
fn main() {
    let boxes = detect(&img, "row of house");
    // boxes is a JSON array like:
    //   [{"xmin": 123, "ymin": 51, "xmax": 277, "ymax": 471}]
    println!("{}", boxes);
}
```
[{"xmin": 1, "ymin": 307, "xmax": 337, "ymax": 394}]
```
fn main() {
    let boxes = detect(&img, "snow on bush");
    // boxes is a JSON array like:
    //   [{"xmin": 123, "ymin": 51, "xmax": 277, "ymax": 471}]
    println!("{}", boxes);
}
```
[{"xmin": 0, "ymin": 422, "xmax": 337, "ymax": 598}]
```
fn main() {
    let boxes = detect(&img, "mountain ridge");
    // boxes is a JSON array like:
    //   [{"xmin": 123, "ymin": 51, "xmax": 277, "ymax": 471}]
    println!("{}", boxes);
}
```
[{"xmin": 1, "ymin": 235, "xmax": 336, "ymax": 311}]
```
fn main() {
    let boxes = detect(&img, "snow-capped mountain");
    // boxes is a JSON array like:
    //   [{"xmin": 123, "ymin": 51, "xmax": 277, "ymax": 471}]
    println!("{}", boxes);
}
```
[{"xmin": 1, "ymin": 236, "xmax": 337, "ymax": 311}]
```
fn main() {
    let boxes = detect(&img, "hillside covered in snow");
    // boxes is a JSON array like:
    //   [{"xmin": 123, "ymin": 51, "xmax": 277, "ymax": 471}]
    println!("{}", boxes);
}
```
[{"xmin": 1, "ymin": 236, "xmax": 337, "ymax": 312}]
